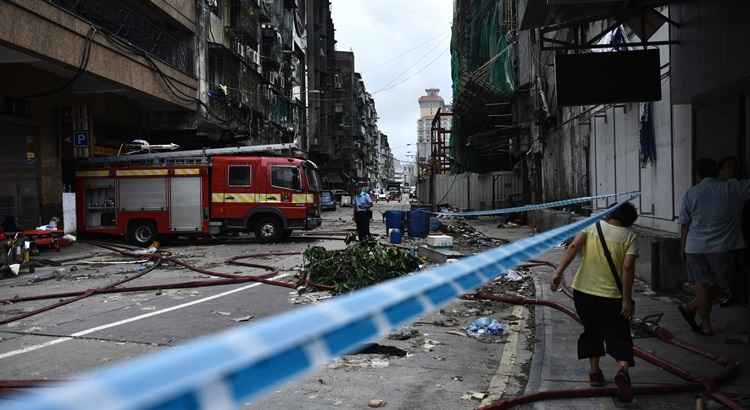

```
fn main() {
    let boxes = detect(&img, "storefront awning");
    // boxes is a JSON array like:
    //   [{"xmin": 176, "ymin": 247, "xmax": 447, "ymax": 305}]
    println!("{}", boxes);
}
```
[{"xmin": 521, "ymin": 0, "xmax": 672, "ymax": 31}]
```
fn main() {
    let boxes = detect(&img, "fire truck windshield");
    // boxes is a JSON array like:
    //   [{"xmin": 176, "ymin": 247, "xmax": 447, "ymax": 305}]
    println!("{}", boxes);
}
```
[{"xmin": 304, "ymin": 165, "xmax": 321, "ymax": 192}]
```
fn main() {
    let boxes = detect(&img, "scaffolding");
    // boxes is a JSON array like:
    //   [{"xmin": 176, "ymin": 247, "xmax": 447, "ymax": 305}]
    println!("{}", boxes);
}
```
[{"xmin": 430, "ymin": 108, "xmax": 452, "ymax": 175}]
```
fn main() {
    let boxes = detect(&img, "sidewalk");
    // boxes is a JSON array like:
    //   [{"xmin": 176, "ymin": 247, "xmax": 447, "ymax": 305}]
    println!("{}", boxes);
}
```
[{"xmin": 520, "ymin": 244, "xmax": 750, "ymax": 409}]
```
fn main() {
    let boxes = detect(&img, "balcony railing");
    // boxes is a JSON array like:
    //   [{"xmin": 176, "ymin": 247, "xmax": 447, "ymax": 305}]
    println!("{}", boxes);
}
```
[
  {"xmin": 48, "ymin": 0, "xmax": 194, "ymax": 75},
  {"xmin": 230, "ymin": 0, "xmax": 261, "ymax": 46}
]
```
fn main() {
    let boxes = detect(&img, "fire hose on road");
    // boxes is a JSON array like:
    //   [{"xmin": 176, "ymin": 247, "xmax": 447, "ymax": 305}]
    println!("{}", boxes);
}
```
[{"xmin": 465, "ymin": 290, "xmax": 744, "ymax": 410}]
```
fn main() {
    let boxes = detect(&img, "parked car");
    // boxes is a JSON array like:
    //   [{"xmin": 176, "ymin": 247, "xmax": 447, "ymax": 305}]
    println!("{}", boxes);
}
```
[
  {"xmin": 387, "ymin": 190, "xmax": 401, "ymax": 202},
  {"xmin": 320, "ymin": 190, "xmax": 337, "ymax": 211},
  {"xmin": 328, "ymin": 189, "xmax": 346, "ymax": 202}
]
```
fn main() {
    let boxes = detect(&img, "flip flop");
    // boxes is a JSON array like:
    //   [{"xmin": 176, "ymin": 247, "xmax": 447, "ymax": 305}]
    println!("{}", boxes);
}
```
[
  {"xmin": 678, "ymin": 304, "xmax": 700, "ymax": 332},
  {"xmin": 694, "ymin": 322, "xmax": 715, "ymax": 336}
]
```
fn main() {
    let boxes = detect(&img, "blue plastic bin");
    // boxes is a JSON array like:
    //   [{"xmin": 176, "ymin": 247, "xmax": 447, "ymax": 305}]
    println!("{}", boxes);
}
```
[
  {"xmin": 383, "ymin": 210, "xmax": 406, "ymax": 231},
  {"xmin": 408, "ymin": 209, "xmax": 429, "ymax": 238},
  {"xmin": 389, "ymin": 228, "xmax": 402, "ymax": 244}
]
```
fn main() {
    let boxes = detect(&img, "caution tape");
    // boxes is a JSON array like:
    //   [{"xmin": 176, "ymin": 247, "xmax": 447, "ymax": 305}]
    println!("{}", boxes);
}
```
[
  {"xmin": 5, "ymin": 194, "xmax": 639, "ymax": 410},
  {"xmin": 432, "ymin": 191, "xmax": 640, "ymax": 218}
]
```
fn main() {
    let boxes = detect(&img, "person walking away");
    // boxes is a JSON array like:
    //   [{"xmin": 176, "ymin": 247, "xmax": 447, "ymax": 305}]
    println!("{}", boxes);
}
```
[
  {"xmin": 551, "ymin": 202, "xmax": 639, "ymax": 403},
  {"xmin": 679, "ymin": 158, "xmax": 750, "ymax": 336},
  {"xmin": 718, "ymin": 156, "xmax": 749, "ymax": 307},
  {"xmin": 353, "ymin": 188, "xmax": 373, "ymax": 241}
]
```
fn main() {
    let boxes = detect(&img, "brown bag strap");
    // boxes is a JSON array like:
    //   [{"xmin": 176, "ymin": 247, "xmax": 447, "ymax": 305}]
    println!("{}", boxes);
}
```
[{"xmin": 595, "ymin": 222, "xmax": 624, "ymax": 297}]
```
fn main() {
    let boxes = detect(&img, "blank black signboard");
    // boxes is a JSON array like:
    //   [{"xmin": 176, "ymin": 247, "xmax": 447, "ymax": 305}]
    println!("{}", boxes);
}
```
[{"xmin": 555, "ymin": 49, "xmax": 662, "ymax": 106}]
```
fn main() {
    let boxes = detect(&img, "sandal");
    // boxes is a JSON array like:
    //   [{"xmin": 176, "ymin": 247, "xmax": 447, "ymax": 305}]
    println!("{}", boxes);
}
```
[
  {"xmin": 614, "ymin": 369, "xmax": 633, "ymax": 403},
  {"xmin": 589, "ymin": 370, "xmax": 605, "ymax": 387},
  {"xmin": 695, "ymin": 322, "xmax": 715, "ymax": 336},
  {"xmin": 678, "ymin": 304, "xmax": 700, "ymax": 332}
]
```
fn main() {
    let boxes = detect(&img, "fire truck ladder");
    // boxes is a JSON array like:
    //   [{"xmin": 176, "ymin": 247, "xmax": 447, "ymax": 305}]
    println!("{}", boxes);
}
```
[{"xmin": 80, "ymin": 143, "xmax": 299, "ymax": 166}]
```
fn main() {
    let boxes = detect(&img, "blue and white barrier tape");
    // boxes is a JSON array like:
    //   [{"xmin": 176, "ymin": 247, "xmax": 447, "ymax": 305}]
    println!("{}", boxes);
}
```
[
  {"xmin": 5, "ymin": 194, "xmax": 639, "ymax": 410},
  {"xmin": 432, "ymin": 191, "xmax": 640, "ymax": 218}
]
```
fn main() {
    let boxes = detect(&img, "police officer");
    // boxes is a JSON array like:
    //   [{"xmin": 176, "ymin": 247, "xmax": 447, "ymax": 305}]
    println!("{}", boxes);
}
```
[{"xmin": 353, "ymin": 187, "xmax": 373, "ymax": 241}]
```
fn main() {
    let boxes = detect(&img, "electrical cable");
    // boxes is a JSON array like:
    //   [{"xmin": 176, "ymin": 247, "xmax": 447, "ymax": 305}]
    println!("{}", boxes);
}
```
[
  {"xmin": 371, "ymin": 35, "xmax": 451, "ymax": 94},
  {"xmin": 16, "ymin": 26, "xmax": 96, "ymax": 99},
  {"xmin": 366, "ymin": 31, "xmax": 451, "ymax": 72},
  {"xmin": 372, "ymin": 47, "xmax": 451, "ymax": 95}
]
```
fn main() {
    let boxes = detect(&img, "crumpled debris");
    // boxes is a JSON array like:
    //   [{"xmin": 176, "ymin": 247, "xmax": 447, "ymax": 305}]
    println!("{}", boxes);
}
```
[
  {"xmin": 329, "ymin": 357, "xmax": 390, "ymax": 369},
  {"xmin": 462, "ymin": 392, "xmax": 488, "ymax": 401},
  {"xmin": 388, "ymin": 328, "xmax": 419, "ymax": 340},
  {"xmin": 289, "ymin": 291, "xmax": 332, "ymax": 305},
  {"xmin": 504, "ymin": 270, "xmax": 524, "ymax": 282},
  {"xmin": 232, "ymin": 315, "xmax": 255, "ymax": 322},
  {"xmin": 465, "ymin": 317, "xmax": 504, "ymax": 338},
  {"xmin": 443, "ymin": 221, "xmax": 509, "ymax": 248},
  {"xmin": 301, "ymin": 242, "xmax": 420, "ymax": 294},
  {"xmin": 368, "ymin": 399, "xmax": 386, "ymax": 408},
  {"xmin": 422, "ymin": 338, "xmax": 442, "ymax": 352}
]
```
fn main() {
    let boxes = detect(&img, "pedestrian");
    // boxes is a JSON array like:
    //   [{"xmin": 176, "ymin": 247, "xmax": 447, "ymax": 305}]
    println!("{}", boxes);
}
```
[
  {"xmin": 353, "ymin": 187, "xmax": 373, "ymax": 241},
  {"xmin": 718, "ymin": 156, "xmax": 749, "ymax": 307},
  {"xmin": 678, "ymin": 158, "xmax": 750, "ymax": 336},
  {"xmin": 551, "ymin": 202, "xmax": 639, "ymax": 403}
]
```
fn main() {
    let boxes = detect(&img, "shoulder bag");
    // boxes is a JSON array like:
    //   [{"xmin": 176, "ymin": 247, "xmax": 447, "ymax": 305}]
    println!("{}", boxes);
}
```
[{"xmin": 595, "ymin": 222, "xmax": 636, "ymax": 315}]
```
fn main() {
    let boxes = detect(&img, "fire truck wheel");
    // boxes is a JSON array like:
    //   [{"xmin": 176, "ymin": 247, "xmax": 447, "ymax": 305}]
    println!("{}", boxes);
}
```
[
  {"xmin": 128, "ymin": 221, "xmax": 157, "ymax": 247},
  {"xmin": 254, "ymin": 217, "xmax": 282, "ymax": 243}
]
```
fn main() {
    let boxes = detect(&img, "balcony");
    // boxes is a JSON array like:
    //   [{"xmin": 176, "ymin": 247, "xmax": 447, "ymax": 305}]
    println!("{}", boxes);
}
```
[
  {"xmin": 230, "ymin": 0, "xmax": 261, "ymax": 46},
  {"xmin": 48, "ymin": 0, "xmax": 194, "ymax": 75}
]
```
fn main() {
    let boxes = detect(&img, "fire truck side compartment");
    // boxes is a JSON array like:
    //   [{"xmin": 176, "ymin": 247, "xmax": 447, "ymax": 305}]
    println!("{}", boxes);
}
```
[{"xmin": 170, "ymin": 176, "xmax": 203, "ymax": 232}]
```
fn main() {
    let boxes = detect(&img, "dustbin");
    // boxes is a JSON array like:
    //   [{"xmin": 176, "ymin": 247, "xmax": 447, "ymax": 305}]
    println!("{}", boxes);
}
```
[
  {"xmin": 408, "ymin": 209, "xmax": 429, "ymax": 238},
  {"xmin": 383, "ymin": 210, "xmax": 406, "ymax": 231}
]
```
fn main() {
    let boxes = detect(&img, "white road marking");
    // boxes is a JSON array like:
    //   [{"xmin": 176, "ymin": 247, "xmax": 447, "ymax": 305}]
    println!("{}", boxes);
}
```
[{"xmin": 0, "ymin": 273, "xmax": 292, "ymax": 361}]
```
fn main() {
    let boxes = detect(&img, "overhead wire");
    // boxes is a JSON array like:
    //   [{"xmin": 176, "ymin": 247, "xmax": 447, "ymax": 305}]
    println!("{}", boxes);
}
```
[
  {"xmin": 371, "ymin": 33, "xmax": 452, "ymax": 94},
  {"xmin": 372, "ymin": 47, "xmax": 451, "ymax": 95},
  {"xmin": 366, "ymin": 31, "xmax": 451, "ymax": 72},
  {"xmin": 16, "ymin": 26, "xmax": 97, "ymax": 99}
]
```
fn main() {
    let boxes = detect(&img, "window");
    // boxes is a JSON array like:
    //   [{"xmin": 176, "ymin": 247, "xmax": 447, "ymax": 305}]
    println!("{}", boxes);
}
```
[
  {"xmin": 304, "ymin": 166, "xmax": 321, "ymax": 192},
  {"xmin": 271, "ymin": 166, "xmax": 301, "ymax": 190},
  {"xmin": 229, "ymin": 165, "xmax": 251, "ymax": 186}
]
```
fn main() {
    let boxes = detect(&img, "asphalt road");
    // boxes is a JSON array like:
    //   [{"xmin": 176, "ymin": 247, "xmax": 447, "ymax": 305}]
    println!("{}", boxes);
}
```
[{"xmin": 0, "ymin": 200, "xmax": 525, "ymax": 409}]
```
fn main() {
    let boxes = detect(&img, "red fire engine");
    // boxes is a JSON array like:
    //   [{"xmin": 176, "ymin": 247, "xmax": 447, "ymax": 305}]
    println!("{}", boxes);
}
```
[{"xmin": 75, "ymin": 144, "xmax": 322, "ymax": 246}]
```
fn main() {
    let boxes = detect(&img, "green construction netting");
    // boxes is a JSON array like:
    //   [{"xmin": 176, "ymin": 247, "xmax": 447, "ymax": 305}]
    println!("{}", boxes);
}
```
[
  {"xmin": 450, "ymin": 0, "xmax": 517, "ymax": 173},
  {"xmin": 452, "ymin": 0, "xmax": 515, "ymax": 97}
]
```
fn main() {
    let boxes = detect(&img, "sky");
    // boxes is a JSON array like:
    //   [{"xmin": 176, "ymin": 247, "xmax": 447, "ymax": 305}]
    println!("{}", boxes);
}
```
[{"xmin": 330, "ymin": 0, "xmax": 454, "ymax": 164}]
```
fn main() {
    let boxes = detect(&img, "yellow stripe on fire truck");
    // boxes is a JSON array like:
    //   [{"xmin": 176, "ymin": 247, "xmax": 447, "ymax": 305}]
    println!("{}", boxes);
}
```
[
  {"xmin": 116, "ymin": 169, "xmax": 169, "ymax": 176},
  {"xmin": 174, "ymin": 168, "xmax": 201, "ymax": 175},
  {"xmin": 75, "ymin": 170, "xmax": 110, "ymax": 177},
  {"xmin": 212, "ymin": 193, "xmax": 314, "ymax": 204},
  {"xmin": 292, "ymin": 194, "xmax": 314, "ymax": 204}
]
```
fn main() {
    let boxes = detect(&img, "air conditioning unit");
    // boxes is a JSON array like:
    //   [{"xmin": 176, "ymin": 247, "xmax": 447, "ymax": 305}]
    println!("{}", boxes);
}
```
[
  {"xmin": 233, "ymin": 42, "xmax": 245, "ymax": 57},
  {"xmin": 247, "ymin": 49, "xmax": 259, "ymax": 65}
]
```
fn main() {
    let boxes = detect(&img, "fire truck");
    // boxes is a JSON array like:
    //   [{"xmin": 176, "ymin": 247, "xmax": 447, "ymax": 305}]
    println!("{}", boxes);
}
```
[{"xmin": 75, "ymin": 144, "xmax": 322, "ymax": 246}]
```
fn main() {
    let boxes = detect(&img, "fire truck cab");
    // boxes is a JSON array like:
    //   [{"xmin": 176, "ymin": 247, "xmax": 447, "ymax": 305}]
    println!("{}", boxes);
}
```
[{"xmin": 75, "ymin": 144, "xmax": 321, "ymax": 246}]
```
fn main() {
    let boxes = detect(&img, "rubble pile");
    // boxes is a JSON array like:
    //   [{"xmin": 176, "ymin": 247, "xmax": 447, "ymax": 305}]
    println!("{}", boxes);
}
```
[
  {"xmin": 302, "ymin": 242, "xmax": 420, "ymax": 294},
  {"xmin": 443, "ymin": 221, "xmax": 509, "ymax": 248}
]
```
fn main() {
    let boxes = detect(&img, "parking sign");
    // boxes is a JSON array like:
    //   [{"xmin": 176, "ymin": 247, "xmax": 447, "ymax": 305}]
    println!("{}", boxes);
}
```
[{"xmin": 73, "ymin": 131, "xmax": 89, "ymax": 147}]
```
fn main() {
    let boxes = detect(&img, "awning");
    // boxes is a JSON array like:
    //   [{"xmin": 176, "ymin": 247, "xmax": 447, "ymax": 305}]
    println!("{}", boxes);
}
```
[{"xmin": 521, "ymin": 0, "xmax": 672, "ymax": 31}]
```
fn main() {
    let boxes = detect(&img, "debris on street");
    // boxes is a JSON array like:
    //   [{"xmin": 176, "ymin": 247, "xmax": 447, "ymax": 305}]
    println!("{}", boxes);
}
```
[
  {"xmin": 289, "ymin": 291, "xmax": 332, "ymax": 305},
  {"xmin": 462, "ymin": 391, "xmax": 488, "ymax": 401},
  {"xmin": 504, "ymin": 270, "xmax": 525, "ymax": 282},
  {"xmin": 387, "ymin": 328, "xmax": 419, "ymax": 340},
  {"xmin": 465, "ymin": 317, "xmax": 505, "ymax": 341},
  {"xmin": 442, "ymin": 220, "xmax": 509, "ymax": 248},
  {"xmin": 301, "ymin": 242, "xmax": 419, "ymax": 294},
  {"xmin": 232, "ymin": 315, "xmax": 255, "ymax": 322},
  {"xmin": 328, "ymin": 357, "xmax": 391, "ymax": 369},
  {"xmin": 367, "ymin": 399, "xmax": 387, "ymax": 408}
]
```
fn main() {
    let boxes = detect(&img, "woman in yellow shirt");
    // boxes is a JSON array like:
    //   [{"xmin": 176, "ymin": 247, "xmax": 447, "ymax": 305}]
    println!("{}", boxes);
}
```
[{"xmin": 551, "ymin": 202, "xmax": 639, "ymax": 403}]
